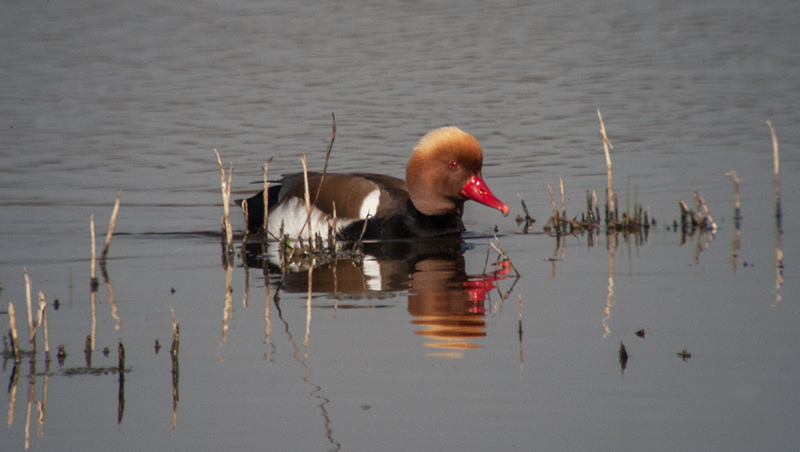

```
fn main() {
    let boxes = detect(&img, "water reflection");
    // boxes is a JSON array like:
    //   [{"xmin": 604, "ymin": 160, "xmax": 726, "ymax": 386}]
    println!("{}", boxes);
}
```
[{"xmin": 242, "ymin": 237, "xmax": 515, "ymax": 356}]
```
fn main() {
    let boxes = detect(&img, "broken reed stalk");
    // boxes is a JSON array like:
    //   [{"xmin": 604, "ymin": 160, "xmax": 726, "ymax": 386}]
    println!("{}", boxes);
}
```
[
  {"xmin": 8, "ymin": 303, "xmax": 19, "ymax": 361},
  {"xmin": 559, "ymin": 177, "xmax": 566, "ymax": 219},
  {"xmin": 597, "ymin": 109, "xmax": 615, "ymax": 224},
  {"xmin": 214, "ymin": 149, "xmax": 234, "ymax": 253},
  {"xmin": 101, "ymin": 190, "xmax": 122, "ymax": 262}
]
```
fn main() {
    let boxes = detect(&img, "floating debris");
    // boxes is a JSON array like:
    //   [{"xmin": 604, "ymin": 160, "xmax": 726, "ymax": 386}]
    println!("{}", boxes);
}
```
[
  {"xmin": 57, "ymin": 344, "xmax": 67, "ymax": 366},
  {"xmin": 635, "ymin": 329, "xmax": 646, "ymax": 338},
  {"xmin": 677, "ymin": 348, "xmax": 692, "ymax": 361}
]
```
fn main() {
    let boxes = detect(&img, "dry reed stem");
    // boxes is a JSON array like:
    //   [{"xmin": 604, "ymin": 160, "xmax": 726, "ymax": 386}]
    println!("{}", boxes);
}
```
[
  {"xmin": 727, "ymin": 171, "xmax": 741, "ymax": 271},
  {"xmin": 296, "ymin": 115, "xmax": 337, "ymax": 247},
  {"xmin": 8, "ymin": 303, "xmax": 19, "ymax": 360},
  {"xmin": 597, "ymin": 109, "xmax": 614, "ymax": 222},
  {"xmin": 547, "ymin": 185, "xmax": 558, "ymax": 224},
  {"xmin": 90, "ymin": 215, "xmax": 97, "ymax": 283},
  {"xmin": 101, "ymin": 190, "xmax": 122, "ymax": 261},
  {"xmin": 24, "ymin": 268, "xmax": 34, "ymax": 343},
  {"xmin": 559, "ymin": 177, "xmax": 566, "ymax": 219},
  {"xmin": 214, "ymin": 149, "xmax": 234, "ymax": 252},
  {"xmin": 766, "ymin": 120, "xmax": 779, "ymax": 179},
  {"xmin": 262, "ymin": 157, "xmax": 273, "ymax": 243},
  {"xmin": 693, "ymin": 188, "xmax": 716, "ymax": 231},
  {"xmin": 42, "ymin": 307, "xmax": 49, "ymax": 354},
  {"xmin": 241, "ymin": 200, "xmax": 249, "ymax": 246},
  {"xmin": 678, "ymin": 200, "xmax": 703, "ymax": 226},
  {"xmin": 312, "ymin": 113, "xmax": 336, "ymax": 206},
  {"xmin": 300, "ymin": 154, "xmax": 313, "ymax": 244},
  {"xmin": 36, "ymin": 291, "xmax": 46, "ymax": 350},
  {"xmin": 726, "ymin": 171, "xmax": 741, "ymax": 216}
]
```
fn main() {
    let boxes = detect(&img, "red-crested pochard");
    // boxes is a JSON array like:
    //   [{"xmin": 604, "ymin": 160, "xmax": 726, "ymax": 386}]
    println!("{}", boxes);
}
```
[{"xmin": 242, "ymin": 127, "xmax": 509, "ymax": 241}]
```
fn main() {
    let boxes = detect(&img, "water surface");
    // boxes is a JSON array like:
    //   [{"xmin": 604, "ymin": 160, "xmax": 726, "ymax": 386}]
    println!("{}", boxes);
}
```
[{"xmin": 1, "ymin": 1, "xmax": 799, "ymax": 451}]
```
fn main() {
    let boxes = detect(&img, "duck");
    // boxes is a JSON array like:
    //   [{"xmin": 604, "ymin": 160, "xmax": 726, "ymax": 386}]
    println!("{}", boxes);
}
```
[{"xmin": 241, "ymin": 126, "xmax": 509, "ymax": 241}]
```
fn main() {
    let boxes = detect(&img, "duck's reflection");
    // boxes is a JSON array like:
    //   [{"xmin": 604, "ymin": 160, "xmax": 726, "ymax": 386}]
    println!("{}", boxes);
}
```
[{"xmin": 243, "ymin": 237, "xmax": 513, "ymax": 355}]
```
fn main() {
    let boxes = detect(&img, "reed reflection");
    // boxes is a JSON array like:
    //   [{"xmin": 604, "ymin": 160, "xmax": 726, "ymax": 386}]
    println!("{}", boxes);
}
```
[{"xmin": 767, "ymin": 121, "xmax": 783, "ymax": 306}]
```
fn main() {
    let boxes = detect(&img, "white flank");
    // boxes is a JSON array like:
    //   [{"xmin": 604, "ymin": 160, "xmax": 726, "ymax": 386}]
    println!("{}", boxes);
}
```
[
  {"xmin": 267, "ymin": 197, "xmax": 354, "ymax": 241},
  {"xmin": 359, "ymin": 189, "xmax": 381, "ymax": 219}
]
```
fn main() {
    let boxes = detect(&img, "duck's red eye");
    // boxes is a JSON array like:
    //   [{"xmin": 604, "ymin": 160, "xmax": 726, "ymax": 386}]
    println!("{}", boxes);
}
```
[{"xmin": 449, "ymin": 161, "xmax": 459, "ymax": 169}]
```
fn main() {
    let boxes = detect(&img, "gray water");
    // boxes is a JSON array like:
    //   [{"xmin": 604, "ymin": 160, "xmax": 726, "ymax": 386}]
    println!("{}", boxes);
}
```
[{"xmin": 2, "ymin": 1, "xmax": 799, "ymax": 451}]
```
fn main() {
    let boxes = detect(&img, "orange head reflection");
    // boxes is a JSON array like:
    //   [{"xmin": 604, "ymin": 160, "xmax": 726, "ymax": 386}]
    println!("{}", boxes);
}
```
[{"xmin": 408, "ymin": 258, "xmax": 511, "ymax": 355}]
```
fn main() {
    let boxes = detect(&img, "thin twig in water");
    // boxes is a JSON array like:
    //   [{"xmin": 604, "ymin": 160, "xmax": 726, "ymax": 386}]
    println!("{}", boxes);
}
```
[
  {"xmin": 352, "ymin": 215, "xmax": 370, "ymax": 255},
  {"xmin": 488, "ymin": 230, "xmax": 520, "ymax": 277},
  {"xmin": 296, "ymin": 115, "xmax": 337, "ymax": 248},
  {"xmin": 312, "ymin": 113, "xmax": 336, "ymax": 206}
]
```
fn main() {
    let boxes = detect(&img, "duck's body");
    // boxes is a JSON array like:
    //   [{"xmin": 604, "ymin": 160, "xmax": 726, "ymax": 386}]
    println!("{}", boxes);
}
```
[{"xmin": 242, "ymin": 127, "xmax": 509, "ymax": 241}]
